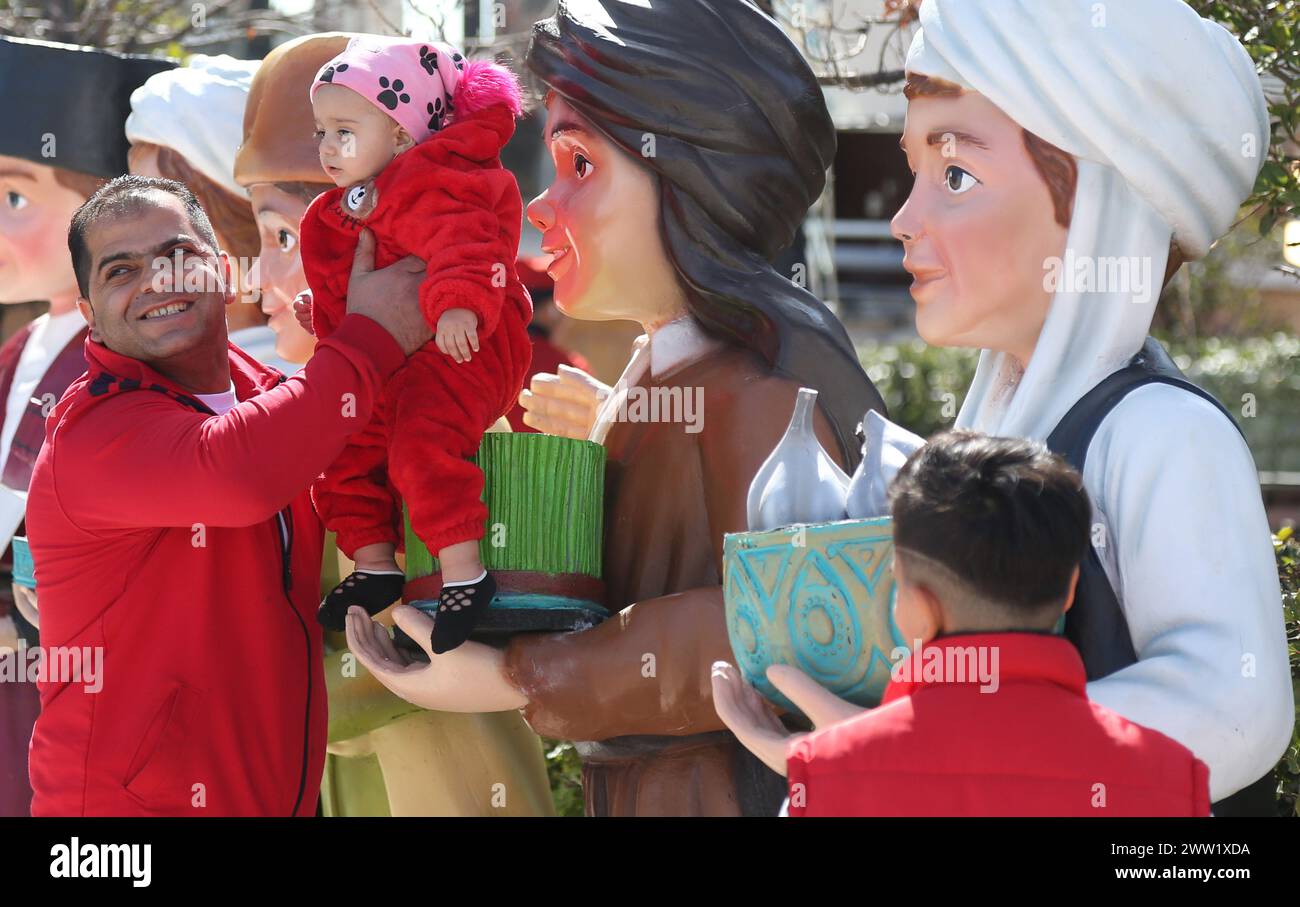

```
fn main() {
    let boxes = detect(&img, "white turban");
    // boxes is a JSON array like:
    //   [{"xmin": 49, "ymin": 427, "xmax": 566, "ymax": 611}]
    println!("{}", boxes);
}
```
[
  {"xmin": 125, "ymin": 54, "xmax": 260, "ymax": 200},
  {"xmin": 905, "ymin": 0, "xmax": 1269, "ymax": 440},
  {"xmin": 907, "ymin": 0, "xmax": 1266, "ymax": 261}
]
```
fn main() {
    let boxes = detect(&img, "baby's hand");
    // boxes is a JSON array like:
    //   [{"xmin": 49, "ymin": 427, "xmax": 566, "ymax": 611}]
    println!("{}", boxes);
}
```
[
  {"xmin": 436, "ymin": 308, "xmax": 479, "ymax": 363},
  {"xmin": 293, "ymin": 290, "xmax": 315, "ymax": 336}
]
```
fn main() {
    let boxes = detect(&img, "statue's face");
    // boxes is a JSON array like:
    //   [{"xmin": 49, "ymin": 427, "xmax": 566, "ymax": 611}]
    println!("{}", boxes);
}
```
[
  {"xmin": 892, "ymin": 89, "xmax": 1067, "ymax": 364},
  {"xmin": 0, "ymin": 154, "xmax": 87, "ymax": 303},
  {"xmin": 248, "ymin": 183, "xmax": 316, "ymax": 363},
  {"xmin": 127, "ymin": 142, "xmax": 162, "ymax": 180},
  {"xmin": 526, "ymin": 94, "xmax": 680, "ymax": 325}
]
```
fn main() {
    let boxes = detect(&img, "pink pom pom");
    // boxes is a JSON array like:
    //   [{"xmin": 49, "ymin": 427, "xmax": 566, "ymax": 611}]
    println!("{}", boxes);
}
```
[{"xmin": 452, "ymin": 59, "xmax": 523, "ymax": 119}]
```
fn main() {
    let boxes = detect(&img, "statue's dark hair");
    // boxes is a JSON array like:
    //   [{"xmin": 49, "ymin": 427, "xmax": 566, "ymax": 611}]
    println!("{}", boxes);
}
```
[{"xmin": 527, "ymin": 0, "xmax": 885, "ymax": 464}]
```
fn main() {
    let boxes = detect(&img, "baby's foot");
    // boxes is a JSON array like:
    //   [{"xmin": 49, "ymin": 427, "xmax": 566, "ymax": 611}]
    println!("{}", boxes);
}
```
[
  {"xmin": 317, "ymin": 570, "xmax": 405, "ymax": 631},
  {"xmin": 429, "ymin": 570, "xmax": 496, "ymax": 654}
]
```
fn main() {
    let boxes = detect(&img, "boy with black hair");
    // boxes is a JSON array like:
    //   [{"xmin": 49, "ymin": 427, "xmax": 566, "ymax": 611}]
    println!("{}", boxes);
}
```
[{"xmin": 713, "ymin": 430, "xmax": 1212, "ymax": 816}]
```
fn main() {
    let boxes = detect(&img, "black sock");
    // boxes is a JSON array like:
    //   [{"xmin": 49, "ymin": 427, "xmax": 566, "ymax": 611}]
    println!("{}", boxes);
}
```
[
  {"xmin": 429, "ymin": 570, "xmax": 495, "ymax": 654},
  {"xmin": 317, "ymin": 570, "xmax": 405, "ymax": 631}
]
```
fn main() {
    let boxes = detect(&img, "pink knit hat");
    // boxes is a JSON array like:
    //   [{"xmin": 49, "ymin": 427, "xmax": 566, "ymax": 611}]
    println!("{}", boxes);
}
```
[{"xmin": 310, "ymin": 35, "xmax": 521, "ymax": 144}]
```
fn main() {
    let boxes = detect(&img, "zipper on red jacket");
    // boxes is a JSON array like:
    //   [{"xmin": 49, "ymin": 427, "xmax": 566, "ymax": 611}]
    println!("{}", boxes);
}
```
[
  {"xmin": 253, "ymin": 372, "xmax": 313, "ymax": 815},
  {"xmin": 276, "ymin": 504, "xmax": 313, "ymax": 817}
]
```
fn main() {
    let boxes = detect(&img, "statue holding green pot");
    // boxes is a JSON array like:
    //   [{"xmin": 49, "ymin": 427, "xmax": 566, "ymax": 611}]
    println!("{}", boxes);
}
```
[{"xmin": 344, "ymin": 0, "xmax": 887, "ymax": 817}]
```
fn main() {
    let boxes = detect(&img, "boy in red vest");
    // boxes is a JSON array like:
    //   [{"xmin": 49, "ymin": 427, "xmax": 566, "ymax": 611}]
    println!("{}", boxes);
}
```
[{"xmin": 713, "ymin": 430, "xmax": 1211, "ymax": 816}]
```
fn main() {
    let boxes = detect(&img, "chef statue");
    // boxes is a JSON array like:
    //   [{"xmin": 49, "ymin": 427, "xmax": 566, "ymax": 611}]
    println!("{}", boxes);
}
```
[
  {"xmin": 0, "ymin": 36, "xmax": 174, "ymax": 817},
  {"xmin": 126, "ymin": 53, "xmax": 298, "ymax": 377}
]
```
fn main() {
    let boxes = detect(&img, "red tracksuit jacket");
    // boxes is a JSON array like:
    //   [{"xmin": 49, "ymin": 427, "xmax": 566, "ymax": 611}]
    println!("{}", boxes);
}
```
[
  {"xmin": 786, "ymin": 633, "xmax": 1211, "ymax": 816},
  {"xmin": 24, "ymin": 314, "xmax": 405, "ymax": 816}
]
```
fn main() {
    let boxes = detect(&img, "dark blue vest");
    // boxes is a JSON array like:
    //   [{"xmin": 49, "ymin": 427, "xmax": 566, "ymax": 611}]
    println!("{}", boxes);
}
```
[{"xmin": 1045, "ymin": 336, "xmax": 1277, "ymax": 816}]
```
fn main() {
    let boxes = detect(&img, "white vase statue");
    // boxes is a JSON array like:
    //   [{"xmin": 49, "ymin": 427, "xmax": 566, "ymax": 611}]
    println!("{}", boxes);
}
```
[
  {"xmin": 844, "ymin": 409, "xmax": 926, "ymax": 520},
  {"xmin": 746, "ymin": 387, "xmax": 849, "ymax": 531}
]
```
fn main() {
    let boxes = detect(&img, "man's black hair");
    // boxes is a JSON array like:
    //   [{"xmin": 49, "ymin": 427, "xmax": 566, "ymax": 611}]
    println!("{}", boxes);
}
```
[
  {"xmin": 68, "ymin": 174, "xmax": 219, "ymax": 299},
  {"xmin": 889, "ymin": 430, "xmax": 1093, "ymax": 612}
]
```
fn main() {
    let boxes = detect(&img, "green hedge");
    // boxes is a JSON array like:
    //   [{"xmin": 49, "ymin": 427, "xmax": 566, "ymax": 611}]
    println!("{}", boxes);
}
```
[
  {"xmin": 858, "ymin": 333, "xmax": 1300, "ymax": 474},
  {"xmin": 1175, "ymin": 334, "xmax": 1300, "ymax": 474}
]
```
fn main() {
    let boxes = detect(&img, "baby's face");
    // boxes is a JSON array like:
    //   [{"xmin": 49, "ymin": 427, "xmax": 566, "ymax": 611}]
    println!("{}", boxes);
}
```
[{"xmin": 313, "ymin": 84, "xmax": 408, "ymax": 187}]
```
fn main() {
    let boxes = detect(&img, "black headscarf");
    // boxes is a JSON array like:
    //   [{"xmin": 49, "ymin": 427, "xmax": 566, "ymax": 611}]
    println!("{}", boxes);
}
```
[
  {"xmin": 0, "ymin": 36, "xmax": 175, "ymax": 179},
  {"xmin": 527, "ymin": 0, "xmax": 885, "ymax": 466}
]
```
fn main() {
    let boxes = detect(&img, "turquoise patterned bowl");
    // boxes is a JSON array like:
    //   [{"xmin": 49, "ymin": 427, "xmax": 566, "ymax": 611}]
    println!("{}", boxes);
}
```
[
  {"xmin": 723, "ymin": 517, "xmax": 903, "ymax": 713},
  {"xmin": 11, "ymin": 536, "xmax": 34, "ymax": 589}
]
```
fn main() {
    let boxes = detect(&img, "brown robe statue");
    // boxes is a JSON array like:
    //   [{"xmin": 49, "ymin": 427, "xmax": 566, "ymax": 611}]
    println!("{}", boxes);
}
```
[{"xmin": 505, "ymin": 342, "xmax": 849, "ymax": 816}]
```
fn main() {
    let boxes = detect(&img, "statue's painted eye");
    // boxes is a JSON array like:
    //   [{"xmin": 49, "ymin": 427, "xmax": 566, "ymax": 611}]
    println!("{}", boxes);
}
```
[
  {"xmin": 277, "ymin": 229, "xmax": 298, "ymax": 253},
  {"xmin": 944, "ymin": 165, "xmax": 978, "ymax": 194},
  {"xmin": 6, "ymin": 190, "xmax": 27, "ymax": 211},
  {"xmin": 574, "ymin": 152, "xmax": 593, "ymax": 179}
]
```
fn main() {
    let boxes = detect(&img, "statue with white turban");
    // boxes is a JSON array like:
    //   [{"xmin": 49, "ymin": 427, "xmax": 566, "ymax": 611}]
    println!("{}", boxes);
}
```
[
  {"xmin": 896, "ymin": 0, "xmax": 1292, "ymax": 814},
  {"xmin": 716, "ymin": 0, "xmax": 1292, "ymax": 816}
]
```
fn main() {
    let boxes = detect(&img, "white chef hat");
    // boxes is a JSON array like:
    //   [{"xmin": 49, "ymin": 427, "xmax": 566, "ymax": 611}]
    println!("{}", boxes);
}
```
[
  {"xmin": 905, "ymin": 0, "xmax": 1268, "ymax": 261},
  {"xmin": 125, "ymin": 54, "xmax": 260, "ymax": 200}
]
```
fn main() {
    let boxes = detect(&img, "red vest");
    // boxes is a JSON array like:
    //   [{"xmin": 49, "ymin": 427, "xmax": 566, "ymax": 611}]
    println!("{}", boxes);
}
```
[{"xmin": 787, "ymin": 633, "xmax": 1211, "ymax": 816}]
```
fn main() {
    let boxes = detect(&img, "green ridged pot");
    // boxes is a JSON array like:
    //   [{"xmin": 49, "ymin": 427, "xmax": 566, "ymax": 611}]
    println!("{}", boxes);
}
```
[{"xmin": 403, "ymin": 432, "xmax": 608, "ymax": 633}]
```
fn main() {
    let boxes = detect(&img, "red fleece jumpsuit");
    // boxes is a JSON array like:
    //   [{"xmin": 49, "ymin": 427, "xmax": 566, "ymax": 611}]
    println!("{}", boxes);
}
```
[{"xmin": 300, "ymin": 103, "xmax": 533, "ymax": 558}]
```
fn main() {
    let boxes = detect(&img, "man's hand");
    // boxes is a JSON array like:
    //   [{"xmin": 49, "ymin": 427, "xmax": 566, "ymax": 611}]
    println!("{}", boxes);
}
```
[
  {"xmin": 293, "ymin": 291, "xmax": 315, "ymax": 336},
  {"xmin": 711, "ymin": 661, "xmax": 866, "ymax": 776},
  {"xmin": 344, "ymin": 228, "xmax": 430, "ymax": 356},
  {"xmin": 435, "ymin": 308, "xmax": 479, "ymax": 363},
  {"xmin": 517, "ymin": 364, "xmax": 611, "ymax": 439}
]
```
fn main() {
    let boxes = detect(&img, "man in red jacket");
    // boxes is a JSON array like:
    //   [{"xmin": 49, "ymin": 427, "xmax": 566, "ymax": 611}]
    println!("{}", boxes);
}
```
[
  {"xmin": 714, "ymin": 431, "xmax": 1211, "ymax": 817},
  {"xmin": 24, "ymin": 174, "xmax": 429, "ymax": 816}
]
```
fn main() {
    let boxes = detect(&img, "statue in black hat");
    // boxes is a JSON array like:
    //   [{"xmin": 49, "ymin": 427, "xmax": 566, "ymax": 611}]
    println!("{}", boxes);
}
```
[{"xmin": 0, "ymin": 35, "xmax": 174, "ymax": 817}]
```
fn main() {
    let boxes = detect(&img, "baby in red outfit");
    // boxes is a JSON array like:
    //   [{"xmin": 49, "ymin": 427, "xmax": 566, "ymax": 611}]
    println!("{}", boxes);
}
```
[{"xmin": 301, "ymin": 35, "xmax": 532, "ymax": 653}]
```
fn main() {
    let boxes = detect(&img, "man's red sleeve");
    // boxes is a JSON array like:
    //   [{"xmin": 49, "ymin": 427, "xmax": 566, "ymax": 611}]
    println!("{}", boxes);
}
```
[{"xmin": 53, "ymin": 315, "xmax": 404, "ymax": 531}]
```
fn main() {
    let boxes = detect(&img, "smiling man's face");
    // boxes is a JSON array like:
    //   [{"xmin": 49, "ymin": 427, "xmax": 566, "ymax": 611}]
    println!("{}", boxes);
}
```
[{"xmin": 77, "ymin": 191, "xmax": 232, "ymax": 366}]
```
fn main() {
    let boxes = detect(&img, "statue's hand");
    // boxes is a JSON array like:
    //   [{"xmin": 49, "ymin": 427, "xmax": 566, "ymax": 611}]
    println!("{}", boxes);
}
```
[
  {"xmin": 517, "ymin": 364, "xmax": 610, "ymax": 440},
  {"xmin": 12, "ymin": 584, "xmax": 37, "ymax": 629},
  {"xmin": 344, "ymin": 605, "xmax": 527, "ymax": 713},
  {"xmin": 766, "ymin": 664, "xmax": 865, "ymax": 728},
  {"xmin": 711, "ymin": 661, "xmax": 866, "ymax": 777},
  {"xmin": 712, "ymin": 661, "xmax": 801, "ymax": 775},
  {"xmin": 0, "ymin": 616, "xmax": 19, "ymax": 651}
]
